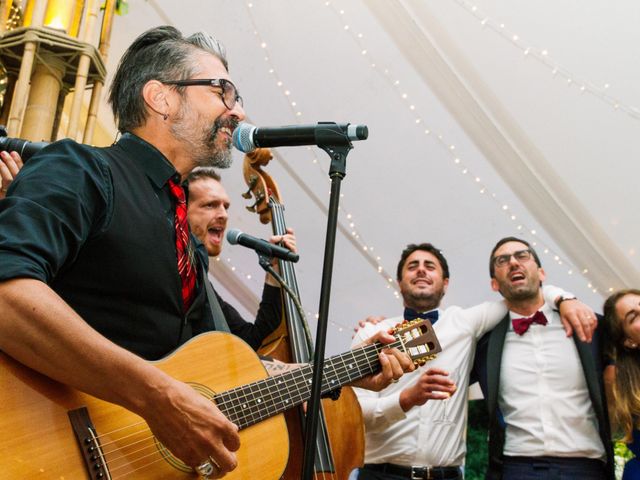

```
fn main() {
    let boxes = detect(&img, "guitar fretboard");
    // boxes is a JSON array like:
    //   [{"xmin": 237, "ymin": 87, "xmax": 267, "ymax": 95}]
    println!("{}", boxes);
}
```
[{"xmin": 213, "ymin": 339, "xmax": 399, "ymax": 429}]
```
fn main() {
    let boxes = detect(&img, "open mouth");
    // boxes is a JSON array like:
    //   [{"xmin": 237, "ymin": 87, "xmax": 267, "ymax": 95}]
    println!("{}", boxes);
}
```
[
  {"xmin": 509, "ymin": 271, "xmax": 526, "ymax": 283},
  {"xmin": 207, "ymin": 226, "xmax": 225, "ymax": 244},
  {"xmin": 219, "ymin": 126, "xmax": 233, "ymax": 139}
]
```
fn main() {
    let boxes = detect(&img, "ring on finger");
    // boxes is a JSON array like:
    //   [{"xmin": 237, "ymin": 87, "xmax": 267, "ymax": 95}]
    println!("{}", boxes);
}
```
[
  {"xmin": 208, "ymin": 455, "xmax": 221, "ymax": 470},
  {"xmin": 195, "ymin": 460, "xmax": 214, "ymax": 477}
]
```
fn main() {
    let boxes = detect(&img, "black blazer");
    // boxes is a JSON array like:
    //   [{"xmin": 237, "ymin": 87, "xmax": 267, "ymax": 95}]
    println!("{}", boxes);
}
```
[{"xmin": 472, "ymin": 313, "xmax": 615, "ymax": 480}]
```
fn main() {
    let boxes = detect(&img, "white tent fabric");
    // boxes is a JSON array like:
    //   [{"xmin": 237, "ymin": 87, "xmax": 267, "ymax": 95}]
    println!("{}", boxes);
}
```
[{"xmin": 101, "ymin": 0, "xmax": 640, "ymax": 355}]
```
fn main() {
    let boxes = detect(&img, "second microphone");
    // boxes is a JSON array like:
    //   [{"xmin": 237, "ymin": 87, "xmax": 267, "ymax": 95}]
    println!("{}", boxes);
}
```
[{"xmin": 226, "ymin": 228, "xmax": 299, "ymax": 263}]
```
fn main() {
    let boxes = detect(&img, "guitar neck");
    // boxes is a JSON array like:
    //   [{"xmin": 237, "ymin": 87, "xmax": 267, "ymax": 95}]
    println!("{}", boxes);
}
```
[{"xmin": 214, "ymin": 339, "xmax": 394, "ymax": 429}]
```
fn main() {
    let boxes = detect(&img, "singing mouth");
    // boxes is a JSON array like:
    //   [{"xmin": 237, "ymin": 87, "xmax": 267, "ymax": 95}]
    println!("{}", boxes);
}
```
[
  {"xmin": 208, "ymin": 226, "xmax": 225, "ymax": 243},
  {"xmin": 509, "ymin": 271, "xmax": 526, "ymax": 282}
]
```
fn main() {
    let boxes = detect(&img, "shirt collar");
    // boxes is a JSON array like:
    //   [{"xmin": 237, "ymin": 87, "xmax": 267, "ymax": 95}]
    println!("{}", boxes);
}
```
[
  {"xmin": 116, "ymin": 132, "xmax": 178, "ymax": 189},
  {"xmin": 403, "ymin": 307, "xmax": 440, "ymax": 323},
  {"xmin": 508, "ymin": 302, "xmax": 556, "ymax": 324}
]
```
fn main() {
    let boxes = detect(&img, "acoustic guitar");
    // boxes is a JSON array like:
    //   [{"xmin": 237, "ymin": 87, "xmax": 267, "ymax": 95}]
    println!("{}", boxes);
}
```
[{"xmin": 0, "ymin": 319, "xmax": 440, "ymax": 479}]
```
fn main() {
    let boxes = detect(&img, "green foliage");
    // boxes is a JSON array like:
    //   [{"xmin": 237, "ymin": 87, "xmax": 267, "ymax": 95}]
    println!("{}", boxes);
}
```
[
  {"xmin": 466, "ymin": 399, "xmax": 489, "ymax": 480},
  {"xmin": 102, "ymin": 1, "xmax": 128, "ymax": 15},
  {"xmin": 115, "ymin": 0, "xmax": 128, "ymax": 16},
  {"xmin": 614, "ymin": 441, "xmax": 635, "ymax": 480}
]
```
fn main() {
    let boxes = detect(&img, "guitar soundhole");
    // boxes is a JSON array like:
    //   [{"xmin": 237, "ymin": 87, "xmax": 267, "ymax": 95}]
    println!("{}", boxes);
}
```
[{"xmin": 154, "ymin": 382, "xmax": 217, "ymax": 473}]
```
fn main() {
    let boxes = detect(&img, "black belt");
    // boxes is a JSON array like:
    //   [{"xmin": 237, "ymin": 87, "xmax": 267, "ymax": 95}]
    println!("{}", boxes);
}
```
[
  {"xmin": 363, "ymin": 463, "xmax": 461, "ymax": 480},
  {"xmin": 503, "ymin": 456, "xmax": 605, "ymax": 469}
]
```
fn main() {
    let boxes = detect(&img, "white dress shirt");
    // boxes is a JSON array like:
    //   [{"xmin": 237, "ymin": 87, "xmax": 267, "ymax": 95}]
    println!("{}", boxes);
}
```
[
  {"xmin": 499, "ymin": 302, "xmax": 605, "ymax": 459},
  {"xmin": 351, "ymin": 286, "xmax": 567, "ymax": 468},
  {"xmin": 352, "ymin": 302, "xmax": 508, "ymax": 467}
]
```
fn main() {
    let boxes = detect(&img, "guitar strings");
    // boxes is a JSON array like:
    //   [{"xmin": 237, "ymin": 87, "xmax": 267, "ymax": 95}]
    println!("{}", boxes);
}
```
[
  {"xmin": 96, "ymin": 421, "xmax": 151, "ymax": 448},
  {"xmin": 75, "ymin": 327, "xmax": 429, "ymax": 476},
  {"xmin": 106, "ymin": 447, "xmax": 179, "ymax": 479},
  {"xmin": 104, "ymin": 436, "xmax": 162, "ymax": 475},
  {"xmin": 86, "ymin": 342, "xmax": 390, "ymax": 473},
  {"xmin": 214, "ymin": 327, "xmax": 432, "ymax": 428},
  {"xmin": 214, "ymin": 340, "xmax": 401, "ymax": 427}
]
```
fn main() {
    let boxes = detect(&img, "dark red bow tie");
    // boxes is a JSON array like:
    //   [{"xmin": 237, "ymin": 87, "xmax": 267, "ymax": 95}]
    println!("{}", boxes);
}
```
[{"xmin": 512, "ymin": 310, "xmax": 548, "ymax": 335}]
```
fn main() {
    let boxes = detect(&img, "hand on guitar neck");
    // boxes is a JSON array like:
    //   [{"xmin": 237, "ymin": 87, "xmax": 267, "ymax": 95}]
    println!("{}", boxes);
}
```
[
  {"xmin": 264, "ymin": 227, "xmax": 297, "ymax": 287},
  {"xmin": 261, "ymin": 329, "xmax": 415, "ymax": 390},
  {"xmin": 349, "ymin": 329, "xmax": 416, "ymax": 391}
]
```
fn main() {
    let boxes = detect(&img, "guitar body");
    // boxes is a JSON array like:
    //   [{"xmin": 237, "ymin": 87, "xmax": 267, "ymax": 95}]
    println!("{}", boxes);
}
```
[{"xmin": 0, "ymin": 332, "xmax": 289, "ymax": 479}]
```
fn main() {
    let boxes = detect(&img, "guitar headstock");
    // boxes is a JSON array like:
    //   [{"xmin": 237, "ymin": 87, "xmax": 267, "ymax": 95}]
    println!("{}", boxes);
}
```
[{"xmin": 390, "ymin": 319, "xmax": 442, "ymax": 366}]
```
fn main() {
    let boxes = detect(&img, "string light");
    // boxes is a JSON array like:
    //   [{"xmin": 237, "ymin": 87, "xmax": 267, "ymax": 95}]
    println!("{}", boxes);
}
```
[
  {"xmin": 244, "ymin": 3, "xmax": 400, "ymax": 317},
  {"xmin": 321, "ymin": 1, "xmax": 607, "ymax": 295},
  {"xmin": 451, "ymin": 0, "xmax": 640, "ymax": 121},
  {"xmin": 240, "ymin": 1, "xmax": 617, "ymax": 334},
  {"xmin": 2, "ymin": 4, "xmax": 23, "ymax": 31},
  {"xmin": 212, "ymin": 256, "xmax": 261, "ymax": 286}
]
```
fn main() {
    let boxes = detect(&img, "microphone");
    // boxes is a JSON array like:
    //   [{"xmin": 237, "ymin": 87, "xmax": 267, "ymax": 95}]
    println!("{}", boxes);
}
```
[
  {"xmin": 226, "ymin": 228, "xmax": 299, "ymax": 263},
  {"xmin": 232, "ymin": 122, "xmax": 368, "ymax": 153},
  {"xmin": 0, "ymin": 126, "xmax": 49, "ymax": 162}
]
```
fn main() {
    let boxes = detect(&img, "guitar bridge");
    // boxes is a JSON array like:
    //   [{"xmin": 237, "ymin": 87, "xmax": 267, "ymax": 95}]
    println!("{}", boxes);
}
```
[{"xmin": 68, "ymin": 407, "xmax": 112, "ymax": 479}]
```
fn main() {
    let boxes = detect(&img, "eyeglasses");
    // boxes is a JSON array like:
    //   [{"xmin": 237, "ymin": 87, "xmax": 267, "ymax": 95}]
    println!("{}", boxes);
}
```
[
  {"xmin": 492, "ymin": 249, "xmax": 533, "ymax": 268},
  {"xmin": 162, "ymin": 78, "xmax": 243, "ymax": 110}
]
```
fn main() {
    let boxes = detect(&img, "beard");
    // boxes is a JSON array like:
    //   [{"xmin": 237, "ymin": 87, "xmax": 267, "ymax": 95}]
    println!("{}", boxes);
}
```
[
  {"xmin": 498, "ymin": 278, "xmax": 540, "ymax": 302},
  {"xmin": 401, "ymin": 287, "xmax": 444, "ymax": 312},
  {"xmin": 170, "ymin": 102, "xmax": 238, "ymax": 169}
]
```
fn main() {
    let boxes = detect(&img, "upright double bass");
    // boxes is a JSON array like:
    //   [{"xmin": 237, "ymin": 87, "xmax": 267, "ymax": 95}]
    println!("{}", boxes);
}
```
[{"xmin": 242, "ymin": 148, "xmax": 365, "ymax": 479}]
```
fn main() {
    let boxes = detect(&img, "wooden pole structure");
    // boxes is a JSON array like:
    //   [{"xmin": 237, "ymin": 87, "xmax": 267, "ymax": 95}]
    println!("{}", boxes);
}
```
[
  {"xmin": 0, "ymin": 0, "xmax": 10, "ymax": 35},
  {"xmin": 66, "ymin": 0, "xmax": 99, "ymax": 140},
  {"xmin": 20, "ymin": 52, "xmax": 66, "ymax": 140},
  {"xmin": 5, "ymin": 0, "xmax": 46, "ymax": 136},
  {"xmin": 0, "ymin": 74, "xmax": 16, "ymax": 125},
  {"xmin": 83, "ymin": 0, "xmax": 115, "ymax": 143}
]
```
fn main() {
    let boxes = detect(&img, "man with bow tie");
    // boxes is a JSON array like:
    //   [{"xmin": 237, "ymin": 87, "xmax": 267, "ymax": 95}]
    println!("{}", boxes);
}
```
[
  {"xmin": 472, "ymin": 236, "xmax": 615, "ymax": 479},
  {"xmin": 352, "ymin": 242, "xmax": 593, "ymax": 480}
]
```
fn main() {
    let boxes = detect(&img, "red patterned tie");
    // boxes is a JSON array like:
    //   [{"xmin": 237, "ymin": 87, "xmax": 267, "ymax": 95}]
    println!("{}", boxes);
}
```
[
  {"xmin": 512, "ymin": 310, "xmax": 548, "ymax": 335},
  {"xmin": 168, "ymin": 178, "xmax": 196, "ymax": 312}
]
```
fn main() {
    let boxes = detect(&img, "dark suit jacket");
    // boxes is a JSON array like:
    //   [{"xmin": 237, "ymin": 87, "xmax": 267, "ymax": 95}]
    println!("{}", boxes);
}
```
[{"xmin": 472, "ymin": 313, "xmax": 615, "ymax": 480}]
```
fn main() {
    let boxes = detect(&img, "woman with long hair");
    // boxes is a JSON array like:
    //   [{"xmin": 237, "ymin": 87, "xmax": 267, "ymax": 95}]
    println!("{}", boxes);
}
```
[{"xmin": 603, "ymin": 289, "xmax": 640, "ymax": 479}]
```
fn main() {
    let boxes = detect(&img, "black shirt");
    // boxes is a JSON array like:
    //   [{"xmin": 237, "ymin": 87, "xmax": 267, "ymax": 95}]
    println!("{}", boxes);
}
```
[{"xmin": 0, "ymin": 133, "xmax": 281, "ymax": 358}]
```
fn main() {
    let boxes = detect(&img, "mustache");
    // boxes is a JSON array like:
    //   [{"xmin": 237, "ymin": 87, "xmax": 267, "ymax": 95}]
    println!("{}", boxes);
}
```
[{"xmin": 211, "ymin": 117, "xmax": 239, "ymax": 135}]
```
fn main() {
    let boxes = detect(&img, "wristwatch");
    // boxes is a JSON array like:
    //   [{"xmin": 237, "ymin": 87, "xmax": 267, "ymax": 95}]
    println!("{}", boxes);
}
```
[{"xmin": 554, "ymin": 294, "xmax": 577, "ymax": 311}]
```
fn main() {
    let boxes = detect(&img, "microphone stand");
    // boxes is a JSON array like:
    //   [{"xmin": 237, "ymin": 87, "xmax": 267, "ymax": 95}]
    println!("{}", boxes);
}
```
[
  {"xmin": 256, "ymin": 254, "xmax": 308, "ymax": 331},
  {"xmin": 300, "ymin": 125, "xmax": 354, "ymax": 480}
]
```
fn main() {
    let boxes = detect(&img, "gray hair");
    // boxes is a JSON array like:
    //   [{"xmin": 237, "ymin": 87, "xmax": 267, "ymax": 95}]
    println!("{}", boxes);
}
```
[{"xmin": 108, "ymin": 25, "xmax": 228, "ymax": 132}]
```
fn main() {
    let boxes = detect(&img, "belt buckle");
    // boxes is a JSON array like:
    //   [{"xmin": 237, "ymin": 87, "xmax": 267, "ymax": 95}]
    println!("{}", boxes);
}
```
[{"xmin": 410, "ymin": 466, "xmax": 431, "ymax": 480}]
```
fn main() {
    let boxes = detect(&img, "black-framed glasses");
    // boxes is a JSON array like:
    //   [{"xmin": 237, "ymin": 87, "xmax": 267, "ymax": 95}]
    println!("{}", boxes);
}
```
[
  {"xmin": 493, "ymin": 249, "xmax": 533, "ymax": 268},
  {"xmin": 162, "ymin": 78, "xmax": 243, "ymax": 110}
]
